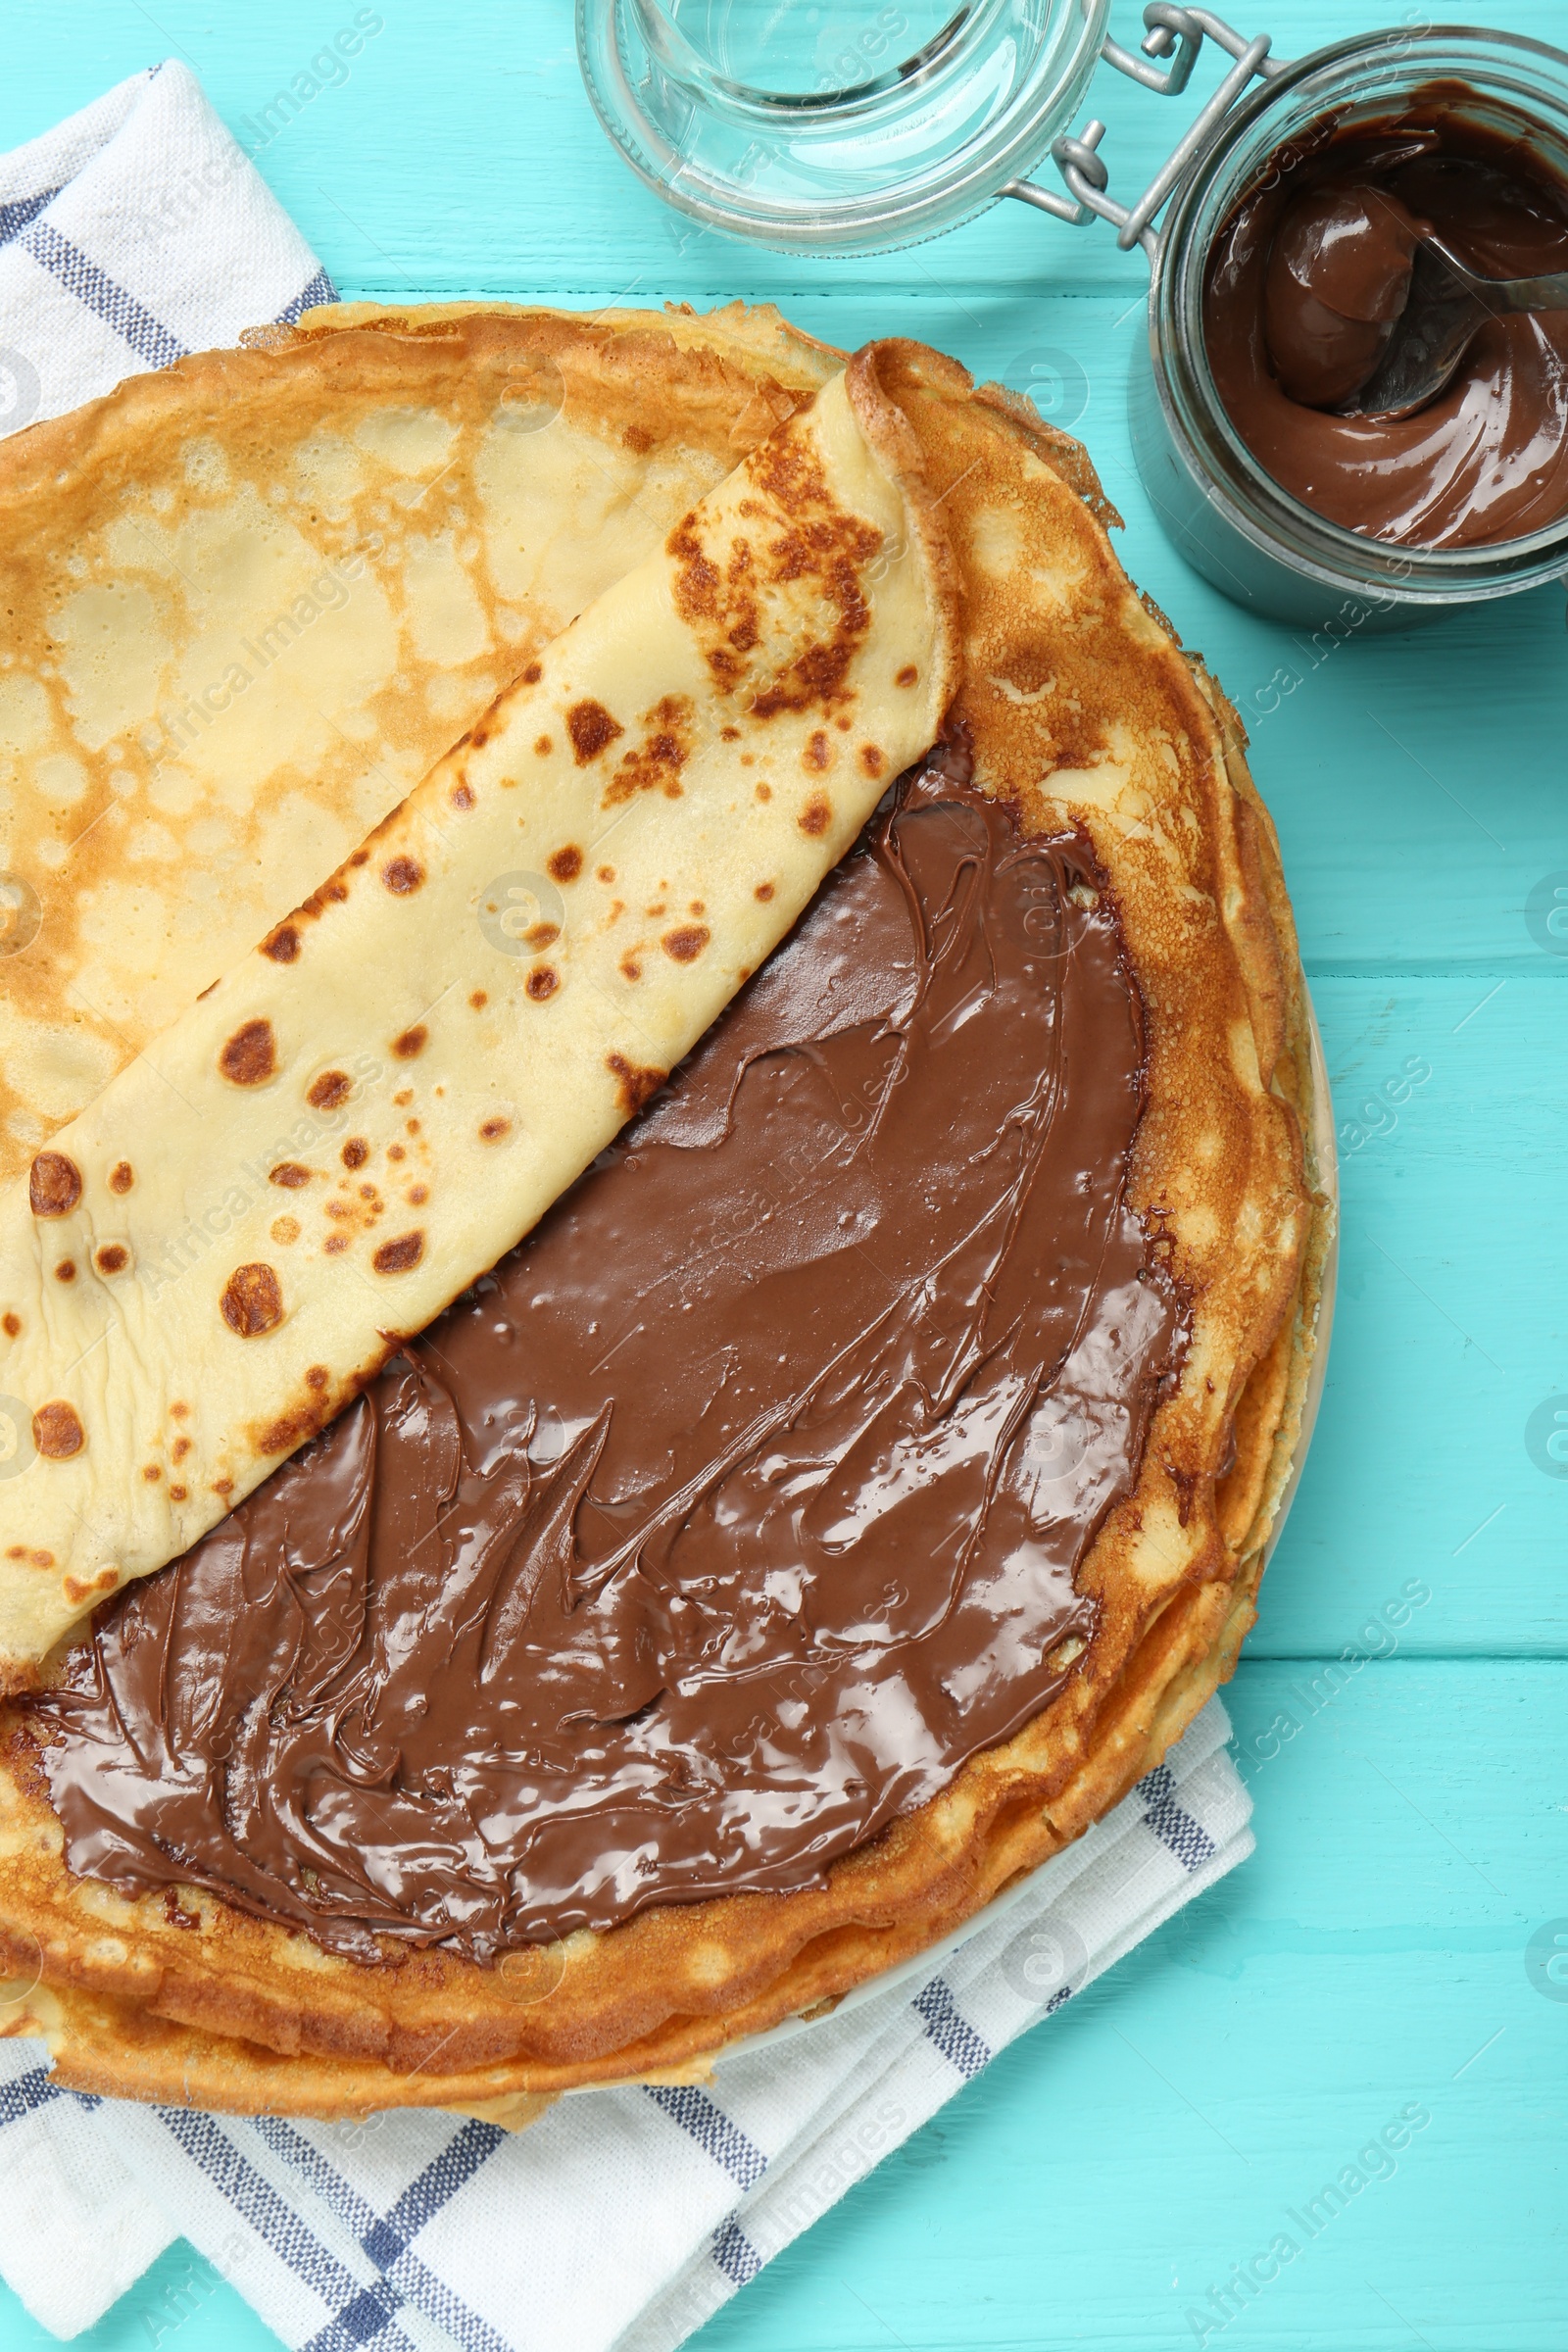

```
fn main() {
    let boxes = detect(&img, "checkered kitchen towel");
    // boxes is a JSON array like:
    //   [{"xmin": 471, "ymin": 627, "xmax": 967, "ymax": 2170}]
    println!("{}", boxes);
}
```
[
  {"xmin": 0, "ymin": 58, "xmax": 332, "ymax": 439},
  {"xmin": 0, "ymin": 68, "xmax": 1255, "ymax": 2352},
  {"xmin": 0, "ymin": 1698, "xmax": 1252, "ymax": 2348}
]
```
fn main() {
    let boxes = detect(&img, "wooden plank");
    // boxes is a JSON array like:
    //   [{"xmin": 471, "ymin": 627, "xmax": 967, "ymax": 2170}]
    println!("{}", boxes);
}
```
[
  {"xmin": 691, "ymin": 1660, "xmax": 1568, "ymax": 2352},
  {"xmin": 8, "ymin": 0, "xmax": 1567, "ymax": 300},
  {"xmin": 1262, "ymin": 976, "xmax": 1568, "ymax": 1658}
]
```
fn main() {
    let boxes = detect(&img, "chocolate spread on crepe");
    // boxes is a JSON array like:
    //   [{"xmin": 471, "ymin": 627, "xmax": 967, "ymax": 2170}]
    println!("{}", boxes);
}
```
[
  {"xmin": 28, "ymin": 746, "xmax": 1184, "ymax": 1961},
  {"xmin": 1205, "ymin": 92, "xmax": 1568, "ymax": 547}
]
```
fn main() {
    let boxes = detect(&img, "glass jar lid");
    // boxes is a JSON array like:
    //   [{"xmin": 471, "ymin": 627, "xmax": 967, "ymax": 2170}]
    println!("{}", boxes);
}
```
[{"xmin": 576, "ymin": 0, "xmax": 1112, "ymax": 255}]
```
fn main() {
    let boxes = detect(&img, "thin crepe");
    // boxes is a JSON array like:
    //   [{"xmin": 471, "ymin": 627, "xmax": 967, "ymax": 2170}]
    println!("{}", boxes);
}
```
[
  {"xmin": 0, "ymin": 302, "xmax": 837, "ymax": 1181},
  {"xmin": 0, "ymin": 350, "xmax": 957, "ymax": 1682}
]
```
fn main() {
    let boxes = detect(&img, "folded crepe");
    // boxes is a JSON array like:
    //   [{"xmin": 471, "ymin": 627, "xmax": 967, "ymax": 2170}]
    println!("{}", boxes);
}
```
[
  {"xmin": 0, "ymin": 301, "xmax": 837, "ymax": 1180},
  {"xmin": 0, "ymin": 345, "xmax": 957, "ymax": 1683}
]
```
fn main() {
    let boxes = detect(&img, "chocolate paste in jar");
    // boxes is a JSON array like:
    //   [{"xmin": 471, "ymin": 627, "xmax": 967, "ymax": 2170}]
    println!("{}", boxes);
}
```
[{"xmin": 1204, "ymin": 87, "xmax": 1568, "ymax": 547}]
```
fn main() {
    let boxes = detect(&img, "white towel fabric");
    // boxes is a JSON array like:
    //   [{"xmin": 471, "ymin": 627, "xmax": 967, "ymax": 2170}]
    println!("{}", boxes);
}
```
[
  {"xmin": 1, "ymin": 1699, "xmax": 1251, "ymax": 2347},
  {"xmin": 0, "ymin": 58, "xmax": 331, "ymax": 438},
  {"xmin": 0, "ymin": 67, "xmax": 1256, "ymax": 2352}
]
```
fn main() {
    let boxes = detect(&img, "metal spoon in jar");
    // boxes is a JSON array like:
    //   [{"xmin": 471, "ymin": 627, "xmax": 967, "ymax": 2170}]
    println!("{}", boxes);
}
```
[{"xmin": 1345, "ymin": 233, "xmax": 1568, "ymax": 420}]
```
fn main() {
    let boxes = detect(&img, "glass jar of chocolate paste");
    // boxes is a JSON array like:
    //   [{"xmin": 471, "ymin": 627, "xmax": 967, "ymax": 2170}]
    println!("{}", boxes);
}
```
[{"xmin": 1134, "ymin": 26, "xmax": 1568, "ymax": 625}]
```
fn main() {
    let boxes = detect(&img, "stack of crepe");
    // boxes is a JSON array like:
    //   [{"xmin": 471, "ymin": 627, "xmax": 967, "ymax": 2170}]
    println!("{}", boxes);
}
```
[{"xmin": 0, "ymin": 305, "xmax": 1324, "ymax": 2117}]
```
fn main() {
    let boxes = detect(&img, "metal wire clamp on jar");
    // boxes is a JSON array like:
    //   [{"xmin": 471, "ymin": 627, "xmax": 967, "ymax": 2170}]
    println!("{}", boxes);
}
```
[{"xmin": 578, "ymin": 5, "xmax": 1568, "ymax": 629}]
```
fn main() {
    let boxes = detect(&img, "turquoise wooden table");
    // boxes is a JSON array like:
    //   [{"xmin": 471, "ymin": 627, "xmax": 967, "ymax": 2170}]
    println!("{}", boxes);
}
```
[{"xmin": 2, "ymin": 3, "xmax": 1564, "ymax": 2346}]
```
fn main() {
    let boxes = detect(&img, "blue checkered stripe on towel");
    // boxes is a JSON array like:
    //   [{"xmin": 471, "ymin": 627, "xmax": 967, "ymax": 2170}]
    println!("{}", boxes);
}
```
[{"xmin": 3, "ymin": 201, "xmax": 333, "ymax": 357}]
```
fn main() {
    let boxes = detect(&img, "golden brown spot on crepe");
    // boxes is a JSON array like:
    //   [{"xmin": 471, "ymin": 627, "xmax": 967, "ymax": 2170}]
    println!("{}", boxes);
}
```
[
  {"xmin": 470, "ymin": 720, "xmax": 492, "ymax": 750},
  {"xmin": 63, "ymin": 1572, "xmax": 112, "ymax": 1605},
  {"xmin": 393, "ymin": 1089, "xmax": 413, "ymax": 1108},
  {"xmin": 667, "ymin": 514, "xmax": 725, "ymax": 629},
  {"xmin": 33, "ymin": 1401, "xmax": 83, "ymax": 1459},
  {"xmin": 383, "ymin": 856, "xmax": 423, "ymax": 896},
  {"xmin": 94, "ymin": 1245, "xmax": 128, "ymax": 1275},
  {"xmin": 607, "ymin": 1053, "xmax": 665, "ymax": 1114},
  {"xmin": 109, "ymin": 1161, "xmax": 133, "ymax": 1196},
  {"xmin": 800, "ymin": 795, "xmax": 832, "ymax": 837},
  {"xmin": 859, "ymin": 744, "xmax": 885, "ymax": 777},
  {"xmin": 270, "ymin": 1162, "xmax": 311, "ymax": 1189},
  {"xmin": 469, "ymin": 991, "xmax": 488, "ymax": 1008},
  {"xmin": 805, "ymin": 730, "xmax": 830, "ymax": 771},
  {"xmin": 623, "ymin": 420, "xmax": 654, "ymax": 454},
  {"xmin": 169, "ymin": 1484, "xmax": 187, "ymax": 1500},
  {"xmin": 408, "ymin": 1184, "xmax": 429, "ymax": 1206},
  {"xmin": 221, "ymin": 1263, "xmax": 284, "ymax": 1339},
  {"xmin": 170, "ymin": 1401, "xmax": 188, "ymax": 1419},
  {"xmin": 373, "ymin": 1231, "xmax": 425, "ymax": 1275},
  {"xmin": 597, "ymin": 864, "xmax": 615, "ymax": 884},
  {"xmin": 526, "ymin": 966, "xmax": 559, "ymax": 1002},
  {"xmin": 213, "ymin": 1478, "xmax": 233, "ymax": 1496},
  {"xmin": 566, "ymin": 699, "xmax": 623, "ymax": 764},
  {"xmin": 534, "ymin": 735, "xmax": 553, "ymax": 757},
  {"xmin": 325, "ymin": 1235, "xmax": 349, "ymax": 1254},
  {"xmin": 29, "ymin": 1152, "xmax": 82, "ymax": 1217},
  {"xmin": 688, "ymin": 899, "xmax": 706, "ymax": 916},
  {"xmin": 172, "ymin": 1438, "xmax": 191, "ymax": 1462},
  {"xmin": 547, "ymin": 844, "xmax": 584, "ymax": 883},
  {"xmin": 342, "ymin": 1138, "xmax": 368, "ymax": 1170},
  {"xmin": 393, "ymin": 1025, "xmax": 427, "ymax": 1059},
  {"xmin": 301, "ymin": 875, "xmax": 349, "ymax": 920},
  {"xmin": 619, "ymin": 954, "xmax": 642, "ymax": 982},
  {"xmin": 754, "ymin": 881, "xmax": 775, "ymax": 902},
  {"xmin": 836, "ymin": 715, "xmax": 853, "ymax": 730},
  {"xmin": 54, "ymin": 1260, "xmax": 75, "ymax": 1284},
  {"xmin": 262, "ymin": 923, "xmax": 300, "ymax": 964},
  {"xmin": 524, "ymin": 922, "xmax": 560, "ymax": 950},
  {"xmin": 407, "ymin": 1118, "xmax": 421, "ymax": 1134},
  {"xmin": 307, "ymin": 1070, "xmax": 352, "ymax": 1111},
  {"xmin": 662, "ymin": 925, "xmax": 710, "ymax": 964},
  {"xmin": 325, "ymin": 1200, "xmax": 352, "ymax": 1221},
  {"xmin": 270, "ymin": 1216, "xmax": 299, "ymax": 1245},
  {"xmin": 1, "ymin": 1313, "xmax": 17, "ymax": 1337},
  {"xmin": 388, "ymin": 1143, "xmax": 407, "ymax": 1162},
  {"xmin": 896, "ymin": 663, "xmax": 918, "ymax": 687},
  {"xmin": 604, "ymin": 696, "xmax": 693, "ymax": 807},
  {"xmin": 305, "ymin": 1365, "xmax": 328, "ymax": 1392},
  {"xmin": 220, "ymin": 1019, "xmax": 277, "ymax": 1088},
  {"xmin": 721, "ymin": 726, "xmax": 739, "ymax": 741},
  {"xmin": 755, "ymin": 782, "xmax": 770, "ymax": 802},
  {"xmin": 710, "ymin": 432, "xmax": 882, "ymax": 715},
  {"xmin": 450, "ymin": 781, "xmax": 474, "ymax": 810},
  {"xmin": 142, "ymin": 1463, "xmax": 161, "ymax": 1483},
  {"xmin": 521, "ymin": 662, "xmax": 543, "ymax": 685},
  {"xmin": 350, "ymin": 852, "xmax": 369, "ymax": 867},
  {"xmin": 479, "ymin": 1117, "xmax": 511, "ymax": 1142},
  {"xmin": 358, "ymin": 1184, "xmax": 378, "ymax": 1202}
]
